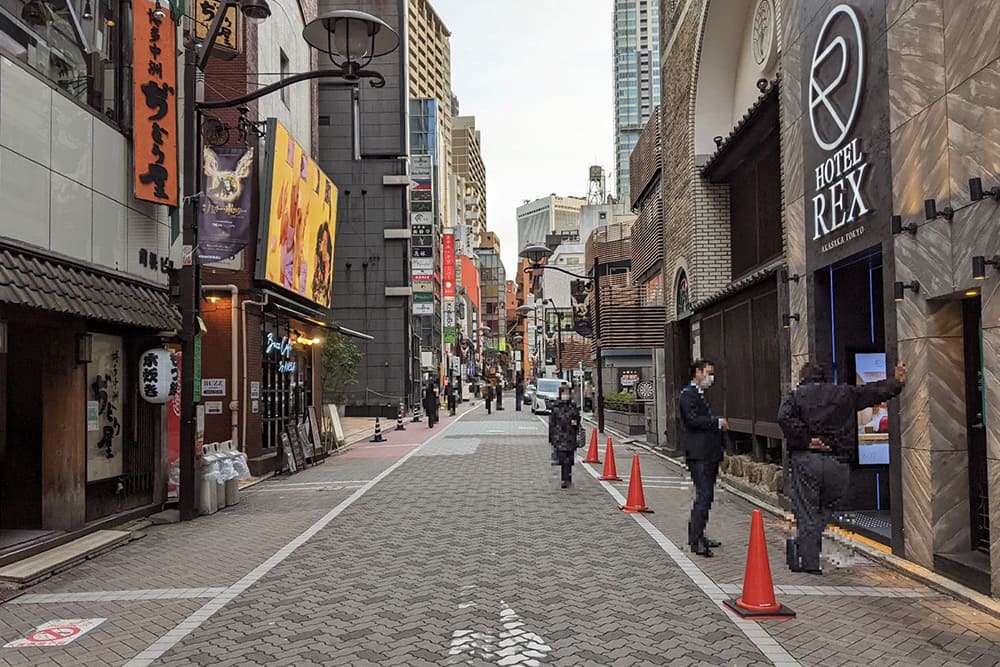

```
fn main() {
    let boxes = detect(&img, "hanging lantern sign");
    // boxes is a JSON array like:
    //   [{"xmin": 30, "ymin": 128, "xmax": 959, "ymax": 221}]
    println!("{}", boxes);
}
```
[{"xmin": 141, "ymin": 348, "xmax": 179, "ymax": 404}]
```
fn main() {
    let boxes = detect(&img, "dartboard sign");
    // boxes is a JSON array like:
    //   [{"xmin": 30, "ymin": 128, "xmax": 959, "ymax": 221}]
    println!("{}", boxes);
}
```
[{"xmin": 636, "ymin": 381, "xmax": 655, "ymax": 400}]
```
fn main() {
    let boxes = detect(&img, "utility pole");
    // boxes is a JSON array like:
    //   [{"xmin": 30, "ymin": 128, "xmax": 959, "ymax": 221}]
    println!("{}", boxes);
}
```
[
  {"xmin": 178, "ymin": 46, "xmax": 201, "ymax": 522},
  {"xmin": 593, "ymin": 256, "xmax": 604, "ymax": 433}
]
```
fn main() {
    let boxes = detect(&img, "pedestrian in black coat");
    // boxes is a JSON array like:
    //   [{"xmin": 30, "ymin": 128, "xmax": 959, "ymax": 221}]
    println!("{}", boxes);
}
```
[
  {"xmin": 778, "ymin": 360, "xmax": 906, "ymax": 574},
  {"xmin": 446, "ymin": 383, "xmax": 457, "ymax": 416},
  {"xmin": 423, "ymin": 382, "xmax": 439, "ymax": 428},
  {"xmin": 680, "ymin": 359, "xmax": 727, "ymax": 557},
  {"xmin": 484, "ymin": 382, "xmax": 494, "ymax": 414},
  {"xmin": 549, "ymin": 386, "xmax": 581, "ymax": 488},
  {"xmin": 496, "ymin": 382, "xmax": 504, "ymax": 410},
  {"xmin": 515, "ymin": 379, "xmax": 524, "ymax": 411}
]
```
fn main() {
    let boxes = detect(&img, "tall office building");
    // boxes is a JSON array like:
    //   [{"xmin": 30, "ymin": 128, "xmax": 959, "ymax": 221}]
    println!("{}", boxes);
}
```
[
  {"xmin": 409, "ymin": 0, "xmax": 454, "ymax": 216},
  {"xmin": 614, "ymin": 0, "xmax": 660, "ymax": 203},
  {"xmin": 516, "ymin": 195, "xmax": 587, "ymax": 251},
  {"xmin": 453, "ymin": 116, "xmax": 487, "ymax": 253},
  {"xmin": 408, "ymin": 0, "xmax": 454, "ymax": 379},
  {"xmin": 410, "ymin": 98, "xmax": 445, "ymax": 362}
]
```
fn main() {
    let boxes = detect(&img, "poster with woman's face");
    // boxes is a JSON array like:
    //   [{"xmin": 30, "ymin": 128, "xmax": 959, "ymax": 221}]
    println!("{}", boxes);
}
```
[{"xmin": 263, "ymin": 121, "xmax": 339, "ymax": 307}]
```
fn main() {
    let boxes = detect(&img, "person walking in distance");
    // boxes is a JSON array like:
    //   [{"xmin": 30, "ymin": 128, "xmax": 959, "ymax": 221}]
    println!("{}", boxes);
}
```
[
  {"xmin": 423, "ymin": 380, "xmax": 440, "ymax": 428},
  {"xmin": 515, "ymin": 375, "xmax": 524, "ymax": 412},
  {"xmin": 484, "ymin": 380, "xmax": 495, "ymax": 415},
  {"xmin": 496, "ymin": 380, "xmax": 504, "ymax": 411},
  {"xmin": 549, "ymin": 384, "xmax": 581, "ymax": 488},
  {"xmin": 680, "ymin": 359, "xmax": 727, "ymax": 557},
  {"xmin": 446, "ymin": 381, "xmax": 457, "ymax": 416},
  {"xmin": 778, "ymin": 360, "xmax": 906, "ymax": 574}
]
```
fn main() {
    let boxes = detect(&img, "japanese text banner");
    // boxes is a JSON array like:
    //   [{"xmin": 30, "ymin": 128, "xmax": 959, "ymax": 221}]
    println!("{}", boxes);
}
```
[{"xmin": 133, "ymin": 0, "xmax": 179, "ymax": 206}]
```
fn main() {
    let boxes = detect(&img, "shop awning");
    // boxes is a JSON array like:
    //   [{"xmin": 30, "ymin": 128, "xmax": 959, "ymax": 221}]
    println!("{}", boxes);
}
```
[
  {"xmin": 263, "ymin": 290, "xmax": 374, "ymax": 341},
  {"xmin": 0, "ymin": 243, "xmax": 181, "ymax": 331}
]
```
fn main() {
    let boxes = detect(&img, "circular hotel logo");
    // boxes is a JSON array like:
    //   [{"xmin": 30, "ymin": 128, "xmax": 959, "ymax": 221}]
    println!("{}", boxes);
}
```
[{"xmin": 808, "ymin": 4, "xmax": 865, "ymax": 152}]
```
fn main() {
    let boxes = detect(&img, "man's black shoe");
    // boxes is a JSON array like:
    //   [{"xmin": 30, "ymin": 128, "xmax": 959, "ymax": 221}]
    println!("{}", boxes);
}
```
[
  {"xmin": 690, "ymin": 542, "xmax": 714, "ymax": 557},
  {"xmin": 704, "ymin": 538, "xmax": 721, "ymax": 548},
  {"xmin": 789, "ymin": 565, "xmax": 822, "ymax": 575},
  {"xmin": 561, "ymin": 481, "xmax": 568, "ymax": 488}
]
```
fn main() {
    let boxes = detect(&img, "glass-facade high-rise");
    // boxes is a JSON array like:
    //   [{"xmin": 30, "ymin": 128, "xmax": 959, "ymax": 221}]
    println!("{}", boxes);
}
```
[
  {"xmin": 614, "ymin": 0, "xmax": 660, "ymax": 203},
  {"xmin": 410, "ymin": 98, "xmax": 443, "ymax": 358}
]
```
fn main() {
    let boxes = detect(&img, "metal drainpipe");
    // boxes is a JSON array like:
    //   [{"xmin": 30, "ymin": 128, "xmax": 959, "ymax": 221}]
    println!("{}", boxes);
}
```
[
  {"xmin": 240, "ymin": 293, "xmax": 269, "ymax": 454},
  {"xmin": 202, "ymin": 285, "xmax": 240, "ymax": 448}
]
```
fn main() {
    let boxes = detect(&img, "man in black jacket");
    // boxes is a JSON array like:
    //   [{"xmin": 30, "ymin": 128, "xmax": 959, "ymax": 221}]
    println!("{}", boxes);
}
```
[
  {"xmin": 778, "ymin": 360, "xmax": 906, "ymax": 574},
  {"xmin": 549, "ymin": 384, "xmax": 581, "ymax": 488},
  {"xmin": 680, "ymin": 359, "xmax": 728, "ymax": 557}
]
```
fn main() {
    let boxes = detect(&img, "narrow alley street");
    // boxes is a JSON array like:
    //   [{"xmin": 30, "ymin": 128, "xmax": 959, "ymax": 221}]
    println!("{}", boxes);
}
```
[{"xmin": 2, "ymin": 404, "xmax": 1000, "ymax": 666}]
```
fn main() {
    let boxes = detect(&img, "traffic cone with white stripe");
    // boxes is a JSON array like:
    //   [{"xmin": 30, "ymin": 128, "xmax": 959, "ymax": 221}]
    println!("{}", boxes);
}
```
[{"xmin": 371, "ymin": 416, "xmax": 386, "ymax": 442}]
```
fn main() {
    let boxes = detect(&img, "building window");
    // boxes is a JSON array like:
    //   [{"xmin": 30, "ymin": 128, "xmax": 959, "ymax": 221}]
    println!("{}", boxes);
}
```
[
  {"xmin": 0, "ymin": 0, "xmax": 125, "ymax": 123},
  {"xmin": 279, "ymin": 48, "xmax": 289, "ymax": 105}
]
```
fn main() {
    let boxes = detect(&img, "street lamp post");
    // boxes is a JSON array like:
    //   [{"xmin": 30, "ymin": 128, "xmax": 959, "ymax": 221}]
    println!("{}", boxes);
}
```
[
  {"xmin": 516, "ymin": 303, "xmax": 539, "ymax": 380},
  {"xmin": 177, "ymin": 6, "xmax": 398, "ymax": 520},
  {"xmin": 539, "ymin": 298, "xmax": 563, "ymax": 377},
  {"xmin": 519, "ymin": 244, "xmax": 603, "ymax": 432}
]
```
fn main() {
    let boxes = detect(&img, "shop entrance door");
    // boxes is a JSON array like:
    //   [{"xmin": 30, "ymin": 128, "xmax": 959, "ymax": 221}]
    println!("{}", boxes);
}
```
[
  {"xmin": 816, "ymin": 249, "xmax": 891, "ymax": 543},
  {"xmin": 0, "ymin": 320, "xmax": 47, "ymax": 553},
  {"xmin": 963, "ymin": 297, "xmax": 989, "ymax": 553}
]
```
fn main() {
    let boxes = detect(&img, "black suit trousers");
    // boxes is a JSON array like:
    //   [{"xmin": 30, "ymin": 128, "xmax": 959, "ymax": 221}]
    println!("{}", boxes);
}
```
[{"xmin": 688, "ymin": 459, "xmax": 720, "ymax": 547}]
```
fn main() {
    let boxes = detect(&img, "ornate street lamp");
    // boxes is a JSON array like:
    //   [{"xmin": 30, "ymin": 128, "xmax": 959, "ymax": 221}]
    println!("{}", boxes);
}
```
[{"xmin": 303, "ymin": 10, "xmax": 400, "ymax": 85}]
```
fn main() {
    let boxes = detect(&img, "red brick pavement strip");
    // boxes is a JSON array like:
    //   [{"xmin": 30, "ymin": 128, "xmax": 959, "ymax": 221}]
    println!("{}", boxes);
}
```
[{"xmin": 576, "ymin": 437, "xmax": 1000, "ymax": 666}]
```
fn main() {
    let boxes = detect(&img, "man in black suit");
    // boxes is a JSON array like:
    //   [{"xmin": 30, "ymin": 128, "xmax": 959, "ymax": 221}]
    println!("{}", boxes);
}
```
[{"xmin": 679, "ymin": 359, "xmax": 728, "ymax": 557}]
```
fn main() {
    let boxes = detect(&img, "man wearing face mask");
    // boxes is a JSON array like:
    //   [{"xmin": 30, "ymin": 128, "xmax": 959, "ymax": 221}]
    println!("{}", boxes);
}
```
[
  {"xmin": 680, "ymin": 359, "xmax": 728, "ymax": 557},
  {"xmin": 549, "ymin": 383, "xmax": 581, "ymax": 488}
]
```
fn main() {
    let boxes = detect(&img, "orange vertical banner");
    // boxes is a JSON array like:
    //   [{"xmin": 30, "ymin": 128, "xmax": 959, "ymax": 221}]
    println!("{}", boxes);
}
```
[{"xmin": 133, "ymin": 1, "xmax": 179, "ymax": 206}]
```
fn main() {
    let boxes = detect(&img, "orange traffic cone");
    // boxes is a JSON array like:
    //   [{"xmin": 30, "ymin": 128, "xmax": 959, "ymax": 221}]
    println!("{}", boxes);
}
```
[
  {"xmin": 620, "ymin": 454, "xmax": 653, "ymax": 513},
  {"xmin": 583, "ymin": 428, "xmax": 601, "ymax": 464},
  {"xmin": 599, "ymin": 437, "xmax": 621, "ymax": 481},
  {"xmin": 723, "ymin": 509, "xmax": 795, "ymax": 618}
]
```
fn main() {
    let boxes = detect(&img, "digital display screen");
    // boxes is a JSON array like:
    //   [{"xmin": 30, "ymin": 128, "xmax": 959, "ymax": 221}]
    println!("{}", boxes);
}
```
[{"xmin": 855, "ymin": 352, "xmax": 890, "ymax": 465}]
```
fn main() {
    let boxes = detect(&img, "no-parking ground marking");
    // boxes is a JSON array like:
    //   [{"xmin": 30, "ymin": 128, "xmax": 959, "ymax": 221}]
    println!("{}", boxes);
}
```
[{"xmin": 4, "ymin": 618, "xmax": 106, "ymax": 647}]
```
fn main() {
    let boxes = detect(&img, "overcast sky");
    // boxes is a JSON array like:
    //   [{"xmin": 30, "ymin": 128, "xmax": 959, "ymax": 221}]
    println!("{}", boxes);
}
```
[{"xmin": 430, "ymin": 0, "xmax": 615, "ymax": 276}]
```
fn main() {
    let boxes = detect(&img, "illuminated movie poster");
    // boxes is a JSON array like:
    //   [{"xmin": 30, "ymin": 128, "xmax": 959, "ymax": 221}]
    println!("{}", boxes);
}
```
[{"xmin": 258, "ymin": 120, "xmax": 338, "ymax": 307}]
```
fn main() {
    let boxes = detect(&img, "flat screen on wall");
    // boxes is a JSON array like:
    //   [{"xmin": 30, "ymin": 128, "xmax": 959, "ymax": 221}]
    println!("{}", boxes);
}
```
[
  {"xmin": 256, "ymin": 119, "xmax": 338, "ymax": 307},
  {"xmin": 854, "ymin": 352, "xmax": 890, "ymax": 465}
]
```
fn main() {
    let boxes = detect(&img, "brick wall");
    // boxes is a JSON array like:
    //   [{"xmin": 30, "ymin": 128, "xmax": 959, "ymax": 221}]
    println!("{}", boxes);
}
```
[
  {"xmin": 659, "ymin": 0, "xmax": 703, "ymax": 324},
  {"xmin": 690, "ymin": 170, "xmax": 730, "ymax": 301}
]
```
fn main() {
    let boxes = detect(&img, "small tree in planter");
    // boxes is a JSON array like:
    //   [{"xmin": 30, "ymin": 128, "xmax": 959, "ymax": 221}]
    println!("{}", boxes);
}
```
[{"xmin": 321, "ymin": 329, "xmax": 363, "ymax": 409}]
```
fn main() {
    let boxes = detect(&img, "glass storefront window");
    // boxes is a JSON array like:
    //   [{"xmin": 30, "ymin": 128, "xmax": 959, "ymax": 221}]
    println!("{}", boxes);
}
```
[
  {"xmin": 0, "ymin": 0, "xmax": 124, "ymax": 122},
  {"xmin": 261, "ymin": 320, "xmax": 314, "ymax": 449}
]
